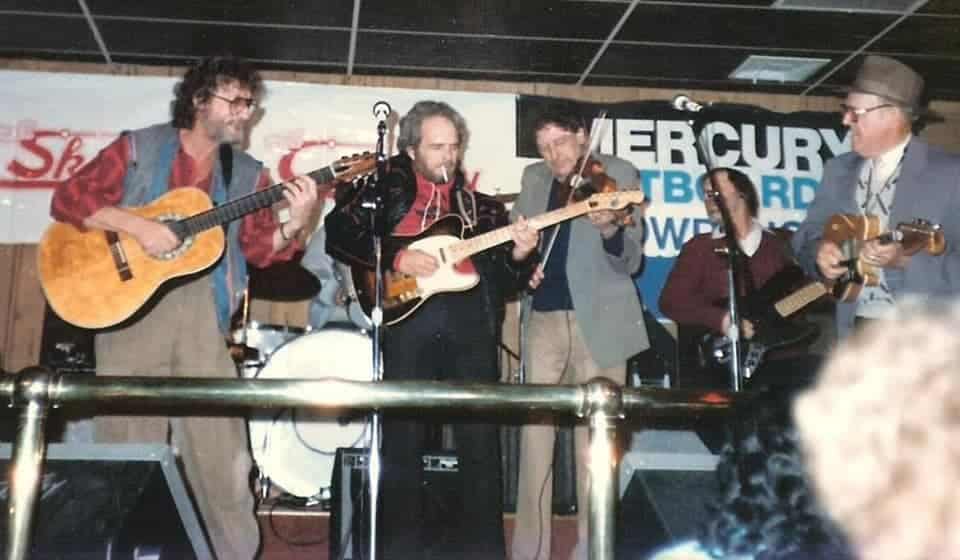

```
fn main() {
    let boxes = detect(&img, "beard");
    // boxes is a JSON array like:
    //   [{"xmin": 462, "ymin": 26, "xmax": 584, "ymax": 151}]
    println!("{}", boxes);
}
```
[
  {"xmin": 412, "ymin": 157, "xmax": 457, "ymax": 184},
  {"xmin": 200, "ymin": 112, "xmax": 246, "ymax": 145}
]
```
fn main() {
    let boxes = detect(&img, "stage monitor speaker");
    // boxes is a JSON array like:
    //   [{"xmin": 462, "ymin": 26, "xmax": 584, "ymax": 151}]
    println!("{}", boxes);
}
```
[
  {"xmin": 0, "ymin": 443, "xmax": 212, "ymax": 560},
  {"xmin": 501, "ymin": 424, "xmax": 577, "ymax": 515},
  {"xmin": 616, "ymin": 430, "xmax": 719, "ymax": 559},
  {"xmin": 330, "ymin": 448, "xmax": 461, "ymax": 560}
]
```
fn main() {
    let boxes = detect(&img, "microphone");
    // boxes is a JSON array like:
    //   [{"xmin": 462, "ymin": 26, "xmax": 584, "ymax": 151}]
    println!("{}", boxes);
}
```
[
  {"xmin": 372, "ymin": 101, "xmax": 392, "ymax": 120},
  {"xmin": 672, "ymin": 94, "xmax": 705, "ymax": 113}
]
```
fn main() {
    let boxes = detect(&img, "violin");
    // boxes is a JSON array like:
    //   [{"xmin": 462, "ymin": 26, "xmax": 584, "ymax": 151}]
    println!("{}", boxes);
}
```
[{"xmin": 566, "ymin": 155, "xmax": 635, "ymax": 226}]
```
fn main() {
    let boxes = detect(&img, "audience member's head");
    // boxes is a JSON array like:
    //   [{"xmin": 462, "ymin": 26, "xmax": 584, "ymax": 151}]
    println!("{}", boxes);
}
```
[
  {"xmin": 697, "ymin": 394, "xmax": 851, "ymax": 560},
  {"xmin": 795, "ymin": 301, "xmax": 960, "ymax": 560}
]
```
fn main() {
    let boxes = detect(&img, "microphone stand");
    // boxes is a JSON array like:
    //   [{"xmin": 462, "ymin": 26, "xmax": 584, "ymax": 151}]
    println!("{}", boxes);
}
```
[
  {"xmin": 683, "ymin": 108, "xmax": 747, "ymax": 392},
  {"xmin": 361, "ymin": 100, "xmax": 391, "ymax": 560}
]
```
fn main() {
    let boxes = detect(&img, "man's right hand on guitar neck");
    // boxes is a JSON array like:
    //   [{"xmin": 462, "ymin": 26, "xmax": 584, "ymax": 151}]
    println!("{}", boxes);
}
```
[{"xmin": 395, "ymin": 249, "xmax": 438, "ymax": 277}]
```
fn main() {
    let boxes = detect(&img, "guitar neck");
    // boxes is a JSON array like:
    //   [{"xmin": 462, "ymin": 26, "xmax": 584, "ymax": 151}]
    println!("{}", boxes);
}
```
[
  {"xmin": 773, "ymin": 281, "xmax": 827, "ymax": 318},
  {"xmin": 175, "ymin": 166, "xmax": 336, "ymax": 237},
  {"xmin": 445, "ymin": 199, "xmax": 595, "ymax": 262}
]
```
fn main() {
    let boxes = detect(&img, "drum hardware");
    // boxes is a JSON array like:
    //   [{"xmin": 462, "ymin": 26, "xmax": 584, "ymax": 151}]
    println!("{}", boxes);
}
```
[{"xmin": 247, "ymin": 328, "xmax": 373, "ymax": 500}]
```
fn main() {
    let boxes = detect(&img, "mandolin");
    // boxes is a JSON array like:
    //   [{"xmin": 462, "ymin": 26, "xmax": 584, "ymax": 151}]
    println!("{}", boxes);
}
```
[{"xmin": 823, "ymin": 214, "xmax": 946, "ymax": 301}]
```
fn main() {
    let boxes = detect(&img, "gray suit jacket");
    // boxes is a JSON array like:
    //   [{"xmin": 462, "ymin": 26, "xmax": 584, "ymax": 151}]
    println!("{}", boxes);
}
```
[
  {"xmin": 511, "ymin": 153, "xmax": 650, "ymax": 369},
  {"xmin": 792, "ymin": 137, "xmax": 960, "ymax": 338}
]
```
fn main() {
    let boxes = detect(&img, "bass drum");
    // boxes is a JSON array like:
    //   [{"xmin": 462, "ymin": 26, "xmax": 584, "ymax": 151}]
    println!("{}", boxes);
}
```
[{"xmin": 248, "ymin": 327, "xmax": 372, "ymax": 498}]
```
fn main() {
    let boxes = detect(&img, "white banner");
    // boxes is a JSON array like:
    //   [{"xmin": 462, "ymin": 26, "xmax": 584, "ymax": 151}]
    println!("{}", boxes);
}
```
[{"xmin": 1, "ymin": 70, "xmax": 531, "ymax": 244}]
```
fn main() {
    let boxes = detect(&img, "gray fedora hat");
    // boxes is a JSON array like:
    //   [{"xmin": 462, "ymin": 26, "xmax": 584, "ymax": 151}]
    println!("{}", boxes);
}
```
[{"xmin": 846, "ymin": 55, "xmax": 928, "ymax": 114}]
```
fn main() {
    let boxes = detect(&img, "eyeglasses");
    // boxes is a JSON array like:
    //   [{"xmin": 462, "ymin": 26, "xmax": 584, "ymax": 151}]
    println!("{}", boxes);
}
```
[
  {"xmin": 211, "ymin": 93, "xmax": 257, "ymax": 113},
  {"xmin": 840, "ymin": 103, "xmax": 893, "ymax": 122}
]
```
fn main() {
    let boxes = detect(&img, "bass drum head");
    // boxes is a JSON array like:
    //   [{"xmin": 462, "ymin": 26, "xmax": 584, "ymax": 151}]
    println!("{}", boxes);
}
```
[{"xmin": 248, "ymin": 328, "xmax": 372, "ymax": 498}]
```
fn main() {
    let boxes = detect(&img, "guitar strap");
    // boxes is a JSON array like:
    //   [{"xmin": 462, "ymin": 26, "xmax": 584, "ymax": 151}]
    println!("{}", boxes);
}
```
[{"xmin": 219, "ymin": 143, "xmax": 233, "ymax": 191}]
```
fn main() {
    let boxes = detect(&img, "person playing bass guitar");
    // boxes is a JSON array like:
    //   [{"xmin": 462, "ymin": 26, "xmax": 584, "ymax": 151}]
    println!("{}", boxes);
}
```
[{"xmin": 660, "ymin": 167, "xmax": 822, "ymax": 391}]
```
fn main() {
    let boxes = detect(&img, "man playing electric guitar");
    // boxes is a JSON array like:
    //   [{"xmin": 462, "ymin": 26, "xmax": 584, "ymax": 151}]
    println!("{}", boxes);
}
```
[
  {"xmin": 325, "ymin": 100, "xmax": 539, "ymax": 559},
  {"xmin": 660, "ymin": 167, "xmax": 822, "ymax": 391},
  {"xmin": 792, "ymin": 56, "xmax": 960, "ymax": 340},
  {"xmin": 49, "ymin": 56, "xmax": 321, "ymax": 559}
]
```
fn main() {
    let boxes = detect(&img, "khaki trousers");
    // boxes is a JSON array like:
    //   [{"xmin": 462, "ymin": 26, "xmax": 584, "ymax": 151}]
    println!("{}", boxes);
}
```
[
  {"xmin": 512, "ymin": 310, "xmax": 625, "ymax": 560},
  {"xmin": 95, "ymin": 278, "xmax": 259, "ymax": 559}
]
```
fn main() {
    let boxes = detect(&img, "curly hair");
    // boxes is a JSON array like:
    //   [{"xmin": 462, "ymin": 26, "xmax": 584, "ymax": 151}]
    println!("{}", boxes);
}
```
[
  {"xmin": 170, "ymin": 55, "xmax": 264, "ymax": 129},
  {"xmin": 699, "ymin": 394, "xmax": 851, "ymax": 560},
  {"xmin": 396, "ymin": 100, "xmax": 470, "ymax": 154},
  {"xmin": 795, "ymin": 300, "xmax": 960, "ymax": 560}
]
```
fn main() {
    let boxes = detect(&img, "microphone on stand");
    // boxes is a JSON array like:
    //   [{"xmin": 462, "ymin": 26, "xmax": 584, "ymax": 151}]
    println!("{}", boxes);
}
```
[
  {"xmin": 671, "ymin": 94, "xmax": 706, "ymax": 113},
  {"xmin": 373, "ymin": 101, "xmax": 392, "ymax": 121}
]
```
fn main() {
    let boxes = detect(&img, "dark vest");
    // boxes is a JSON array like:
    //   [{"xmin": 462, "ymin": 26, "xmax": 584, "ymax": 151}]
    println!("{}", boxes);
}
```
[{"xmin": 120, "ymin": 123, "xmax": 263, "ymax": 330}]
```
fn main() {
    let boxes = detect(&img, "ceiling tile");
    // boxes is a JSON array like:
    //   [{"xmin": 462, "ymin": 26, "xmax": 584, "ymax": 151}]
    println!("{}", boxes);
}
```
[
  {"xmin": 919, "ymin": 0, "xmax": 960, "ymax": 14},
  {"xmin": 0, "ymin": 0, "xmax": 78, "ymax": 11},
  {"xmin": 352, "ymin": 65, "xmax": 580, "ymax": 84},
  {"xmin": 86, "ymin": 0, "xmax": 353, "ymax": 28},
  {"xmin": 356, "ymin": 33, "xmax": 598, "ymax": 76},
  {"xmin": 618, "ymin": 4, "xmax": 896, "ymax": 51},
  {"xmin": 871, "ymin": 16, "xmax": 960, "ymax": 55},
  {"xmin": 97, "ymin": 20, "xmax": 350, "ymax": 66},
  {"xmin": 0, "ymin": 14, "xmax": 98, "ymax": 55},
  {"xmin": 358, "ymin": 0, "xmax": 624, "ymax": 40}
]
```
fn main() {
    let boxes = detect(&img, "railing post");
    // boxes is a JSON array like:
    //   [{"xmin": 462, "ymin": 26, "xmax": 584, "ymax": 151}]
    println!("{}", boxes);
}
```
[
  {"xmin": 580, "ymin": 378, "xmax": 624, "ymax": 560},
  {"xmin": 6, "ymin": 367, "xmax": 53, "ymax": 560}
]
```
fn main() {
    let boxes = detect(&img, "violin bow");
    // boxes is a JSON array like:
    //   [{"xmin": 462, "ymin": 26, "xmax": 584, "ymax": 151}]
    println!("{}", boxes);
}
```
[{"xmin": 539, "ymin": 111, "xmax": 609, "ymax": 268}]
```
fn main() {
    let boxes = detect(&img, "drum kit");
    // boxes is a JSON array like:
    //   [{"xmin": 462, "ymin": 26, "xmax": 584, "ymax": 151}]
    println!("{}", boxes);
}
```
[{"xmin": 229, "ymin": 261, "xmax": 373, "ymax": 503}]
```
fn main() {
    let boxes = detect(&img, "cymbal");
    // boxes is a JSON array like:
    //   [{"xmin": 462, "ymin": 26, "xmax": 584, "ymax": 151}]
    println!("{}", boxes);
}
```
[
  {"xmin": 247, "ymin": 258, "xmax": 321, "ymax": 301},
  {"xmin": 492, "ymin": 192, "xmax": 518, "ymax": 204}
]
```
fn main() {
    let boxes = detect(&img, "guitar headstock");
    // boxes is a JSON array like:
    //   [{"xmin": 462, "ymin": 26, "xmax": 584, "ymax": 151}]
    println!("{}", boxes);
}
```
[
  {"xmin": 897, "ymin": 219, "xmax": 946, "ymax": 256},
  {"xmin": 585, "ymin": 190, "xmax": 646, "ymax": 211},
  {"xmin": 331, "ymin": 152, "xmax": 378, "ymax": 183}
]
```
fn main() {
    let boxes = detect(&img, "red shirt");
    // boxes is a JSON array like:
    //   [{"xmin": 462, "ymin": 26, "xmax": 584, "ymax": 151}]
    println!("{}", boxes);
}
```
[
  {"xmin": 391, "ymin": 172, "xmax": 478, "ymax": 274},
  {"xmin": 659, "ymin": 230, "xmax": 793, "ymax": 333},
  {"xmin": 50, "ymin": 134, "xmax": 298, "ymax": 268}
]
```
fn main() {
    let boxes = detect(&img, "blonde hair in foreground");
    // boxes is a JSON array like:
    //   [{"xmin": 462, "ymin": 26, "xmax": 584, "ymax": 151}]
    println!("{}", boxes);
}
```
[{"xmin": 794, "ymin": 301, "xmax": 960, "ymax": 560}]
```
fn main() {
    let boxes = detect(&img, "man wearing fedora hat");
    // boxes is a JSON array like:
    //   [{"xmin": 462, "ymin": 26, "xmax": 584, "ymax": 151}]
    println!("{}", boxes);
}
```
[{"xmin": 792, "ymin": 55, "xmax": 960, "ymax": 339}]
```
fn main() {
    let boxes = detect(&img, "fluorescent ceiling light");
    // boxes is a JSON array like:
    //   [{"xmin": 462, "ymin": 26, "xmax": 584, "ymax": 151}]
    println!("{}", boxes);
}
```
[
  {"xmin": 771, "ymin": 0, "xmax": 925, "ymax": 14},
  {"xmin": 729, "ymin": 55, "xmax": 831, "ymax": 83}
]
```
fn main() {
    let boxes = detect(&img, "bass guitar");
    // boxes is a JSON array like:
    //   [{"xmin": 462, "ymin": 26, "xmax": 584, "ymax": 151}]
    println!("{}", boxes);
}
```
[
  {"xmin": 824, "ymin": 214, "xmax": 946, "ymax": 301},
  {"xmin": 701, "ymin": 266, "xmax": 826, "ymax": 377},
  {"xmin": 352, "ymin": 189, "xmax": 646, "ymax": 325},
  {"xmin": 39, "ymin": 153, "xmax": 376, "ymax": 329}
]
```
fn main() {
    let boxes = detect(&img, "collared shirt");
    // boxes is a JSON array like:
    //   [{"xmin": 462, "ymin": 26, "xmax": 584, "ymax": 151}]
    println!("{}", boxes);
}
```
[
  {"xmin": 854, "ymin": 134, "xmax": 911, "ymax": 319},
  {"xmin": 712, "ymin": 219, "xmax": 764, "ymax": 257}
]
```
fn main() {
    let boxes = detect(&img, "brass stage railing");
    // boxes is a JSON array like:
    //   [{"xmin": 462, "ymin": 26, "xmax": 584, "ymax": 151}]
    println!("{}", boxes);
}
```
[{"xmin": 0, "ymin": 366, "xmax": 737, "ymax": 560}]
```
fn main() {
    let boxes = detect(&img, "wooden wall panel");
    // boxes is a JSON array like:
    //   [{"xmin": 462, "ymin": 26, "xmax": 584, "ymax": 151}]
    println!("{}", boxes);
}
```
[
  {"xmin": 0, "ymin": 245, "xmax": 17, "ymax": 373},
  {"xmin": 1, "ymin": 245, "xmax": 45, "ymax": 373}
]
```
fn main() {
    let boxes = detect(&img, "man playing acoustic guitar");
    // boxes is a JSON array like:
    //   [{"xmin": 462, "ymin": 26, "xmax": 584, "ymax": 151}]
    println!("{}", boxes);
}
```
[
  {"xmin": 792, "ymin": 55, "xmax": 960, "ymax": 340},
  {"xmin": 49, "ymin": 56, "xmax": 320, "ymax": 558}
]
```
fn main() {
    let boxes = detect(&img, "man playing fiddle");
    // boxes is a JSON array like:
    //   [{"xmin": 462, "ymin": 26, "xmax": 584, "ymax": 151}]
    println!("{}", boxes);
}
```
[{"xmin": 510, "ymin": 103, "xmax": 649, "ymax": 560}]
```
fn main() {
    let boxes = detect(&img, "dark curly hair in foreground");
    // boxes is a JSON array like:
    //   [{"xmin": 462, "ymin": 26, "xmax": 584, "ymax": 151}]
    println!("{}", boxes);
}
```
[
  {"xmin": 699, "ymin": 394, "xmax": 852, "ymax": 560},
  {"xmin": 170, "ymin": 55, "xmax": 264, "ymax": 129}
]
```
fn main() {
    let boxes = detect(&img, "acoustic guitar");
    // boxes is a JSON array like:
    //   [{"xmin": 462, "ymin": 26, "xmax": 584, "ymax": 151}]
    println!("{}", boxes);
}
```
[
  {"xmin": 352, "ymin": 189, "xmax": 646, "ymax": 326},
  {"xmin": 38, "ymin": 153, "xmax": 376, "ymax": 329},
  {"xmin": 823, "ymin": 214, "xmax": 946, "ymax": 301}
]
